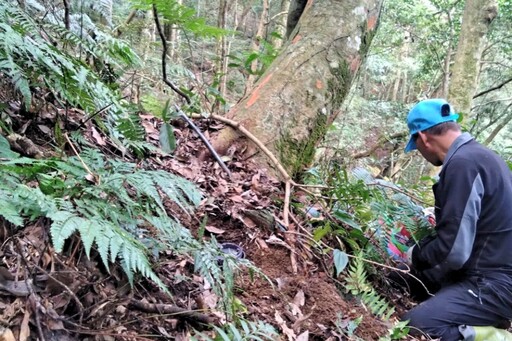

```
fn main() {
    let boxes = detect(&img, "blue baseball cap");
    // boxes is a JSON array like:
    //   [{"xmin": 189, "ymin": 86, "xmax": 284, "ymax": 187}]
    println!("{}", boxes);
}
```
[{"xmin": 405, "ymin": 99, "xmax": 459, "ymax": 152}]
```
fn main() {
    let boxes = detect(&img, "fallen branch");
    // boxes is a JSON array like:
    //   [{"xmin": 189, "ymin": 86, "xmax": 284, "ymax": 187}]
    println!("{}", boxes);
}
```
[
  {"xmin": 129, "ymin": 299, "xmax": 217, "ymax": 325},
  {"xmin": 198, "ymin": 113, "xmax": 291, "ymax": 183},
  {"xmin": 175, "ymin": 105, "xmax": 231, "ymax": 178},
  {"xmin": 283, "ymin": 180, "xmax": 297, "ymax": 273}
]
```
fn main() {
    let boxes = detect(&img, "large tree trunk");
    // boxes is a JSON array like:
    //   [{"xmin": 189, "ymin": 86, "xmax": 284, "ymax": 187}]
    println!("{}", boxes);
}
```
[
  {"xmin": 447, "ymin": 0, "xmax": 497, "ymax": 116},
  {"xmin": 209, "ymin": 0, "xmax": 383, "ymax": 179}
]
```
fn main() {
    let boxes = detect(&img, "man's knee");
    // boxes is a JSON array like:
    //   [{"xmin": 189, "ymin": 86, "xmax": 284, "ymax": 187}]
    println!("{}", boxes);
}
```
[{"xmin": 403, "ymin": 306, "xmax": 462, "ymax": 341}]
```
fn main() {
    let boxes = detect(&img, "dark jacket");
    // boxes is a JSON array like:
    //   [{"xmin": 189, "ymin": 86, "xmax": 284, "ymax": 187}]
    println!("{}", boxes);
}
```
[{"xmin": 412, "ymin": 133, "xmax": 512, "ymax": 284}]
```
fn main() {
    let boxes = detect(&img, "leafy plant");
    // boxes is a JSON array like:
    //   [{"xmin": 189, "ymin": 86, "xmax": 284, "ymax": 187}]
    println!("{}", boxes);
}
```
[
  {"xmin": 228, "ymin": 37, "xmax": 280, "ymax": 77},
  {"xmin": 131, "ymin": 0, "xmax": 227, "ymax": 38},
  {"xmin": 379, "ymin": 320, "xmax": 410, "ymax": 341},
  {"xmin": 335, "ymin": 313, "xmax": 363, "ymax": 340}
]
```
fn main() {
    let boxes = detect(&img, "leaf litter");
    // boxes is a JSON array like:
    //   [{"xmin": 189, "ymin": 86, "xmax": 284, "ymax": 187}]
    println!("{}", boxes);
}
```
[{"xmin": 0, "ymin": 106, "xmax": 420, "ymax": 340}]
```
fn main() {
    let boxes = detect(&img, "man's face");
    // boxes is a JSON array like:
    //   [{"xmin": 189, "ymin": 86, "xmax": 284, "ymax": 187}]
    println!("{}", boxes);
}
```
[{"xmin": 416, "ymin": 133, "xmax": 443, "ymax": 166}]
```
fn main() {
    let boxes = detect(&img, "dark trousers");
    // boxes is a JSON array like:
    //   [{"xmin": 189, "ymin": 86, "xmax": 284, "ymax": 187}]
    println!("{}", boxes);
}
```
[{"xmin": 389, "ymin": 268, "xmax": 512, "ymax": 341}]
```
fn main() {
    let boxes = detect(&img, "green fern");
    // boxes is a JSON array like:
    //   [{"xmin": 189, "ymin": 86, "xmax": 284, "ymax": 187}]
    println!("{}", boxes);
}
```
[
  {"xmin": 345, "ymin": 255, "xmax": 395, "ymax": 320},
  {"xmin": 0, "ymin": 3, "xmax": 145, "ymax": 151},
  {"xmin": 191, "ymin": 319, "xmax": 278, "ymax": 341},
  {"xmin": 0, "ymin": 145, "xmax": 203, "ymax": 293}
]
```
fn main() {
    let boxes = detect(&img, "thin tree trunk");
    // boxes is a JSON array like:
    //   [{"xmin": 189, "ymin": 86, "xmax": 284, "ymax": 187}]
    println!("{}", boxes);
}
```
[
  {"xmin": 401, "ymin": 72, "xmax": 408, "ymax": 102},
  {"xmin": 271, "ymin": 0, "xmax": 291, "ymax": 49},
  {"xmin": 246, "ymin": 0, "xmax": 270, "ymax": 91},
  {"xmin": 63, "ymin": 0, "xmax": 70, "ymax": 30},
  {"xmin": 483, "ymin": 104, "xmax": 512, "ymax": 145},
  {"xmin": 143, "ymin": 10, "xmax": 155, "ymax": 63},
  {"xmin": 168, "ymin": 0, "xmax": 182, "ymax": 61},
  {"xmin": 442, "ymin": 15, "xmax": 453, "ymax": 98},
  {"xmin": 448, "ymin": 0, "xmax": 498, "ymax": 116},
  {"xmin": 391, "ymin": 73, "xmax": 400, "ymax": 101},
  {"xmin": 215, "ymin": 0, "xmax": 228, "ymax": 104},
  {"xmin": 115, "ymin": 10, "xmax": 137, "ymax": 37}
]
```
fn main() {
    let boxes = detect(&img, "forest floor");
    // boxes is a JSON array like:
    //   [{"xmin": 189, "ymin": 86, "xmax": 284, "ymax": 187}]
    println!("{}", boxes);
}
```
[{"xmin": 0, "ymin": 104, "xmax": 424, "ymax": 340}]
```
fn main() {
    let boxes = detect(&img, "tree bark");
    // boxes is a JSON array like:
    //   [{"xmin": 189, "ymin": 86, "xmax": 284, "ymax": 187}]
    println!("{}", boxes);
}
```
[
  {"xmin": 447, "ymin": 0, "xmax": 498, "ymax": 116},
  {"xmin": 208, "ymin": 0, "xmax": 383, "ymax": 179}
]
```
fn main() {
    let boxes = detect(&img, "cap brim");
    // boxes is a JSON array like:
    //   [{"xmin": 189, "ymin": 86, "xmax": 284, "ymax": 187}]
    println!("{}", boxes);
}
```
[{"xmin": 405, "ymin": 136, "xmax": 417, "ymax": 152}]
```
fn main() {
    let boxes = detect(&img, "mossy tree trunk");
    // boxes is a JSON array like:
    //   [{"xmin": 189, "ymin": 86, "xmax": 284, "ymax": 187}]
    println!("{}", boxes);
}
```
[
  {"xmin": 448, "ymin": 0, "xmax": 498, "ymax": 116},
  {"xmin": 210, "ymin": 0, "xmax": 383, "ymax": 179}
]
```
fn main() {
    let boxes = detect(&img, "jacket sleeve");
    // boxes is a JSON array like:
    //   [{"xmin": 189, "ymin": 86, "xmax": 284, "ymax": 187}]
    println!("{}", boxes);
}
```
[{"xmin": 411, "ymin": 157, "xmax": 484, "ymax": 283}]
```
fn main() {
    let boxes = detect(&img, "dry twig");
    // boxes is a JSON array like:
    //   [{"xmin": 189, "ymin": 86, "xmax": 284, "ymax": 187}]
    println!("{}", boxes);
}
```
[{"xmin": 129, "ymin": 299, "xmax": 217, "ymax": 325}]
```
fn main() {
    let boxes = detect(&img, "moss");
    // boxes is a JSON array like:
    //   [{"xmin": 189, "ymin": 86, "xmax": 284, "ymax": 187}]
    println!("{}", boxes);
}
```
[
  {"xmin": 276, "ymin": 113, "xmax": 328, "ymax": 180},
  {"xmin": 328, "ymin": 59, "xmax": 352, "ymax": 109},
  {"xmin": 359, "ymin": 20, "xmax": 378, "ymax": 59},
  {"xmin": 276, "ymin": 58, "xmax": 352, "ymax": 179}
]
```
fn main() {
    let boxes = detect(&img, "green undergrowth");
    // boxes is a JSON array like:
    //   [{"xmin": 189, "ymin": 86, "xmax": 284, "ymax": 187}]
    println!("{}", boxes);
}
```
[{"xmin": 301, "ymin": 165, "xmax": 435, "ymax": 324}]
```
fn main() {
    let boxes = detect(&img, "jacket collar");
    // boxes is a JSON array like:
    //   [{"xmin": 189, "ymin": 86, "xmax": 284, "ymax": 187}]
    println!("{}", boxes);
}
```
[{"xmin": 443, "ymin": 132, "xmax": 473, "ymax": 166}]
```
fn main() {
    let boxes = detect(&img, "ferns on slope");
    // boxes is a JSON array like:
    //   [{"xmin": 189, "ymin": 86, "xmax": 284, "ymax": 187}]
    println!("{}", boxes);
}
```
[
  {"xmin": 0, "ymin": 145, "xmax": 202, "ymax": 292},
  {"xmin": 0, "ymin": 2, "xmax": 145, "ymax": 152}
]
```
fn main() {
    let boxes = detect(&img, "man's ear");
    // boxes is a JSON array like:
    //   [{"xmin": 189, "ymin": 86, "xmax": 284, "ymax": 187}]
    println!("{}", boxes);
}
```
[{"xmin": 417, "ymin": 131, "xmax": 429, "ymax": 146}]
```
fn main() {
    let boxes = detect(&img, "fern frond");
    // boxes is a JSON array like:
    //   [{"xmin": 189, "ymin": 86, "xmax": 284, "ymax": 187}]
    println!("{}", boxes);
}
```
[
  {"xmin": 191, "ymin": 319, "xmax": 278, "ymax": 341},
  {"xmin": 49, "ymin": 210, "xmax": 86, "ymax": 252},
  {"xmin": 344, "ymin": 256, "xmax": 394, "ymax": 320},
  {"xmin": 126, "ymin": 172, "xmax": 165, "ymax": 211},
  {"xmin": 0, "ymin": 190, "xmax": 24, "ymax": 226},
  {"xmin": 152, "ymin": 170, "xmax": 202, "ymax": 213}
]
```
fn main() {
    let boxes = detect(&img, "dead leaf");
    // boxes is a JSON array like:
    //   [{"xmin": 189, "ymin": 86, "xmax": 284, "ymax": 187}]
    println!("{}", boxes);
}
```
[
  {"xmin": 293, "ymin": 290, "xmax": 305, "ymax": 307},
  {"xmin": 91, "ymin": 126, "xmax": 106, "ymax": 146},
  {"xmin": 230, "ymin": 195, "xmax": 245, "ymax": 203},
  {"xmin": 176, "ymin": 167, "xmax": 194, "ymax": 179},
  {"xmin": 38, "ymin": 125, "xmax": 52, "ymax": 135},
  {"xmin": 275, "ymin": 310, "xmax": 296, "ymax": 341},
  {"xmin": 19, "ymin": 309, "xmax": 30, "ymax": 341},
  {"xmin": 276, "ymin": 277, "xmax": 288, "ymax": 290},
  {"xmin": 255, "ymin": 237, "xmax": 269, "ymax": 249},
  {"xmin": 205, "ymin": 225, "xmax": 225, "ymax": 234},
  {"xmin": 157, "ymin": 326, "xmax": 172, "ymax": 338},
  {"xmin": 0, "ymin": 326, "xmax": 15, "ymax": 341},
  {"xmin": 201, "ymin": 290, "xmax": 218, "ymax": 309},
  {"xmin": 296, "ymin": 331, "xmax": 309, "ymax": 341}
]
